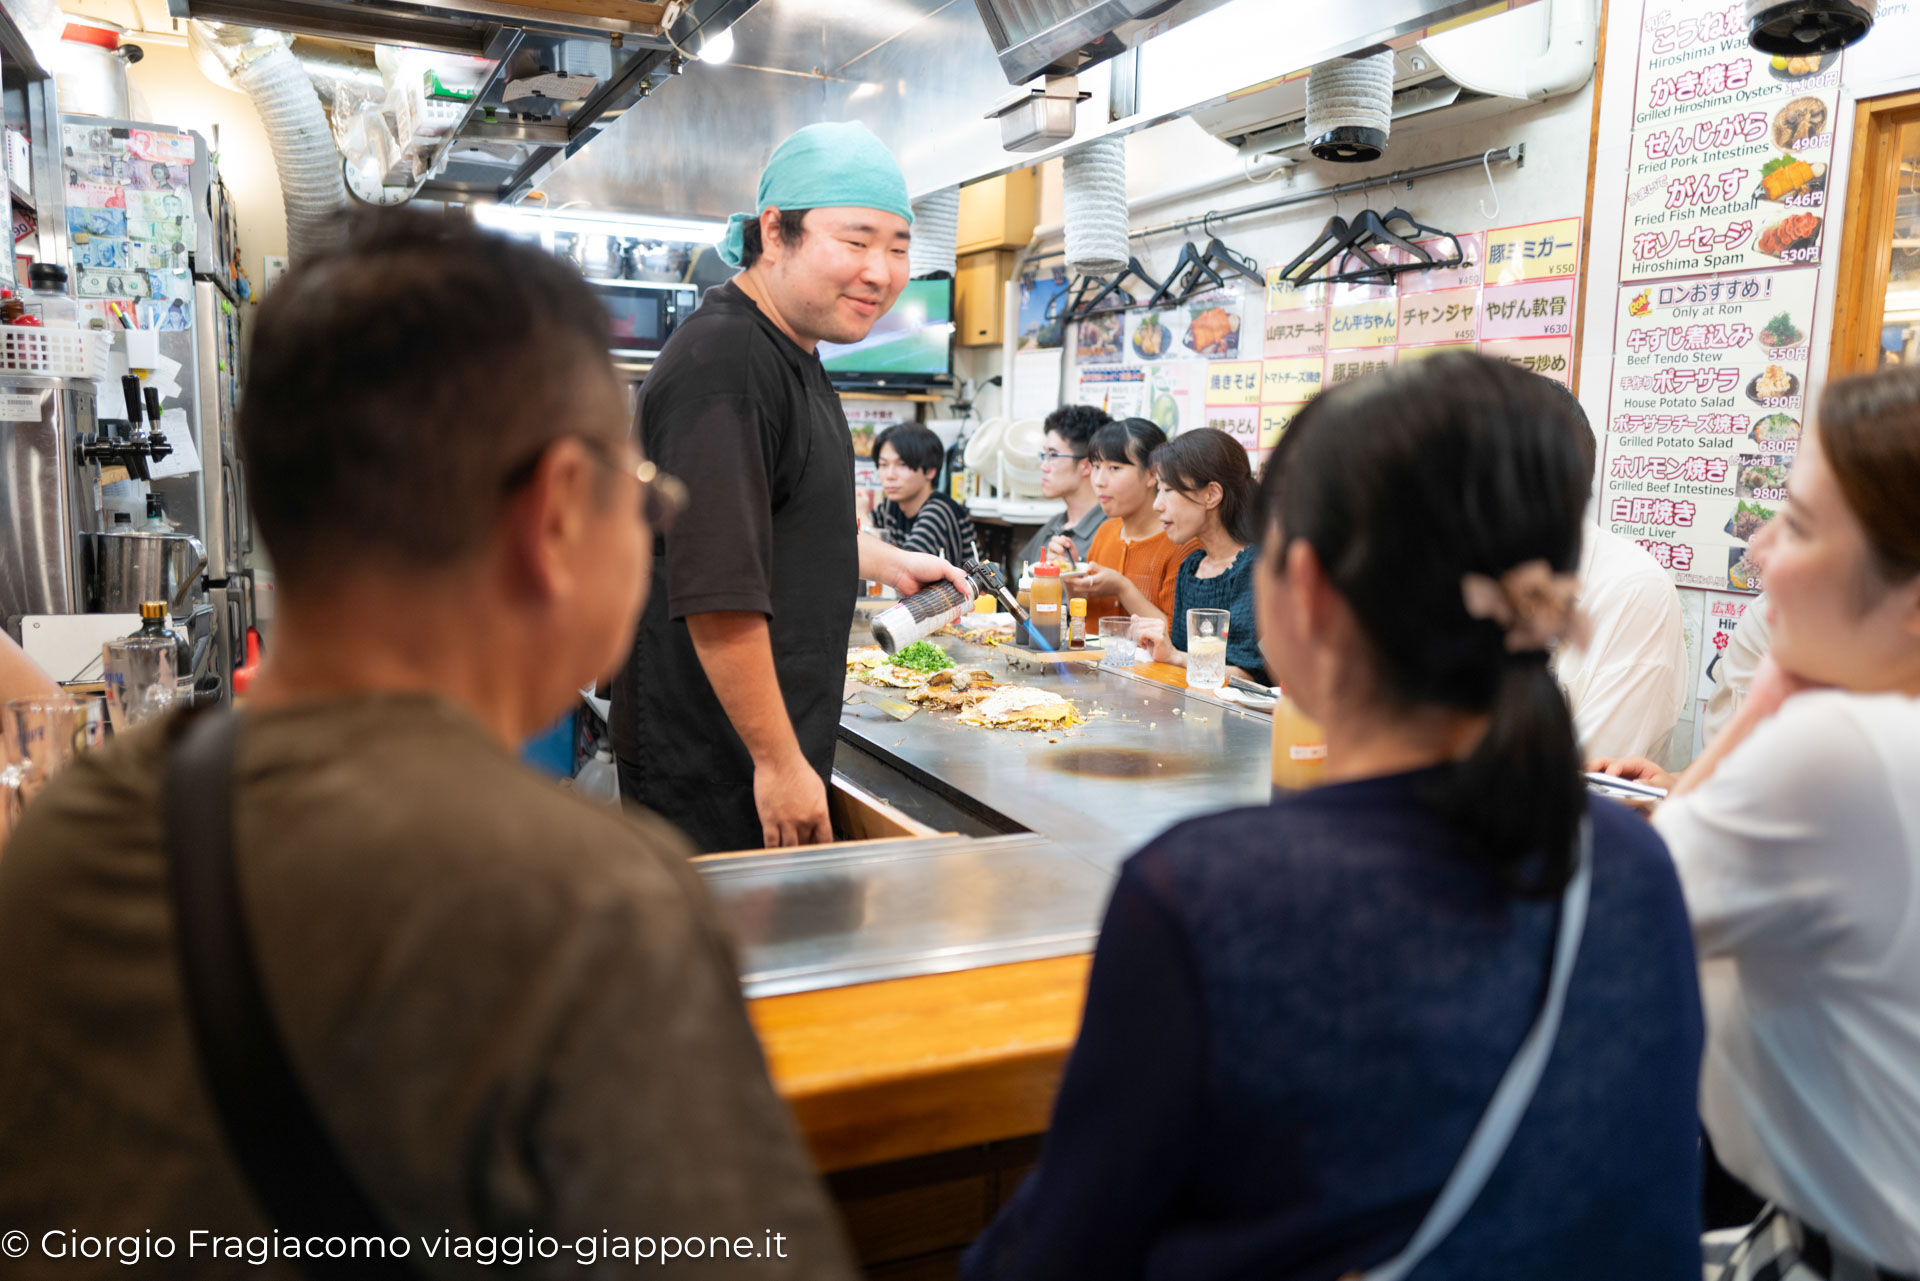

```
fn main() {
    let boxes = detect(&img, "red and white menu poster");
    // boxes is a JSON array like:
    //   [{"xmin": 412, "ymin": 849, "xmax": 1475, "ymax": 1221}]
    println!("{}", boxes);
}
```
[{"xmin": 1600, "ymin": 0, "xmax": 1837, "ymax": 593}]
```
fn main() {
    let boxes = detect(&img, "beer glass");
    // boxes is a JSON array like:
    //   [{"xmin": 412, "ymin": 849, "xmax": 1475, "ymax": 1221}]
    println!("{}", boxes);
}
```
[{"xmin": 1186, "ymin": 609, "xmax": 1230, "ymax": 691}]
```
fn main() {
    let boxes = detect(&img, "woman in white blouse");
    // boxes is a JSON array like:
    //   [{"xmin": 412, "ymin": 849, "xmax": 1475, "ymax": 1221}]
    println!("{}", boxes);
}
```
[{"xmin": 1594, "ymin": 366, "xmax": 1920, "ymax": 1279}]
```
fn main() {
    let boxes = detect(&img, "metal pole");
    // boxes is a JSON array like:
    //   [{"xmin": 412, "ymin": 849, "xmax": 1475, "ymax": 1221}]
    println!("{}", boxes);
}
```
[{"xmin": 1026, "ymin": 143, "xmax": 1524, "ymax": 264}]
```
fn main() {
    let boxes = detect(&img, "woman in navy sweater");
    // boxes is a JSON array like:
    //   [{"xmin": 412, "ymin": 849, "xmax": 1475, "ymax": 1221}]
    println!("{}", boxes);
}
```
[{"xmin": 964, "ymin": 354, "xmax": 1704, "ymax": 1281}]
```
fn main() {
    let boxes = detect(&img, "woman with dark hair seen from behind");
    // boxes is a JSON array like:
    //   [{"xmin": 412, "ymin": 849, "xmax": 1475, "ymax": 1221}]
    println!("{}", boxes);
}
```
[
  {"xmin": 964, "ymin": 352, "xmax": 1703, "ymax": 1281},
  {"xmin": 1065, "ymin": 418, "xmax": 1201, "ymax": 626},
  {"xmin": 1143, "ymin": 427, "xmax": 1267, "ymax": 684},
  {"xmin": 1593, "ymin": 365, "xmax": 1920, "ymax": 1279}
]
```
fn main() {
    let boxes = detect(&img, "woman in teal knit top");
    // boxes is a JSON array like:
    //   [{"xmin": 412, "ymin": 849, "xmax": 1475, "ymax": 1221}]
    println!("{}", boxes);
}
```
[{"xmin": 1147, "ymin": 428, "xmax": 1268, "ymax": 684}]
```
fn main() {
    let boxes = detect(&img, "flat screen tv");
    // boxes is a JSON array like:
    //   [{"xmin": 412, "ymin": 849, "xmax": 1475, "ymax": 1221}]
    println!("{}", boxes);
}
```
[{"xmin": 818, "ymin": 278, "xmax": 955, "ymax": 390}]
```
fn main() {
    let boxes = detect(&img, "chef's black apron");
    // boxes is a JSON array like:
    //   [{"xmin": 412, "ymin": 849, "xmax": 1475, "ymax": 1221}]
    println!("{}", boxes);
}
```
[{"xmin": 610, "ymin": 282, "xmax": 859, "ymax": 854}]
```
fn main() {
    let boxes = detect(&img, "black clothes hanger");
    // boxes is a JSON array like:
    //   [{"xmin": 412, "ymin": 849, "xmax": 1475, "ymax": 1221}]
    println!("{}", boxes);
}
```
[
  {"xmin": 1066, "ymin": 256, "xmax": 1167, "ymax": 320},
  {"xmin": 1278, "ymin": 214, "xmax": 1350, "ymax": 285},
  {"xmin": 1381, "ymin": 207, "xmax": 1466, "ymax": 270},
  {"xmin": 1196, "ymin": 235, "xmax": 1264, "ymax": 288}
]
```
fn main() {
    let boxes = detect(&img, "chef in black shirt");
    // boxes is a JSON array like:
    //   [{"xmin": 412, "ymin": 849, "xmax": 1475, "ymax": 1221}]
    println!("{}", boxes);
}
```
[{"xmin": 611, "ymin": 122, "xmax": 965, "ymax": 853}]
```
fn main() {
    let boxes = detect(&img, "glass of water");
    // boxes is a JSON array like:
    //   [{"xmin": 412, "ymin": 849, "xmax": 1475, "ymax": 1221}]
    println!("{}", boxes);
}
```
[
  {"xmin": 102, "ymin": 637, "xmax": 178, "ymax": 732},
  {"xmin": 1097, "ymin": 616, "xmax": 1137, "ymax": 669},
  {"xmin": 2, "ymin": 696, "xmax": 106, "ymax": 838},
  {"xmin": 1186, "ymin": 609, "xmax": 1231, "ymax": 691}
]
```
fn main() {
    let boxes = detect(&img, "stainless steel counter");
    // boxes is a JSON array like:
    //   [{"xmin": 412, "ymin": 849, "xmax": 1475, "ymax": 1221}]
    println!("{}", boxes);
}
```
[{"xmin": 699, "ymin": 626, "xmax": 1275, "ymax": 998}]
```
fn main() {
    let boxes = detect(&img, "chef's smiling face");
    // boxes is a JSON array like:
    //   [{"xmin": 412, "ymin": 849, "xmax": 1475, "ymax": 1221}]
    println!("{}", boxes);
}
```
[{"xmin": 756, "ymin": 206, "xmax": 910, "ymax": 348}]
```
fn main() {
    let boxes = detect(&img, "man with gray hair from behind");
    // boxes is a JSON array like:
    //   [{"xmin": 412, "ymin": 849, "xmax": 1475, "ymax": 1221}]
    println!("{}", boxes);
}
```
[{"xmin": 0, "ymin": 208, "xmax": 853, "ymax": 1280}]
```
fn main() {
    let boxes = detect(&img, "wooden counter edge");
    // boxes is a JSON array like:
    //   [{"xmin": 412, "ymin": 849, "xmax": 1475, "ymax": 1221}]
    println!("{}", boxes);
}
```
[{"xmin": 749, "ymin": 953, "xmax": 1092, "ymax": 1173}]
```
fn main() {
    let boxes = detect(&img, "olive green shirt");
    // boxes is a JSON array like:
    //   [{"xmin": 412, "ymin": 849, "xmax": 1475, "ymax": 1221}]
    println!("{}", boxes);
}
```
[{"xmin": 0, "ymin": 694, "xmax": 852, "ymax": 1279}]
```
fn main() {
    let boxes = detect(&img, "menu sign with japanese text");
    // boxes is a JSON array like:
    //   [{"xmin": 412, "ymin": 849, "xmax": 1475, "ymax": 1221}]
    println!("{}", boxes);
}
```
[
  {"xmin": 1485, "ymin": 219, "xmax": 1582, "ymax": 284},
  {"xmin": 1069, "ymin": 218, "xmax": 1582, "ymax": 473},
  {"xmin": 1598, "ymin": 0, "xmax": 1837, "ymax": 594},
  {"xmin": 1602, "ymin": 267, "xmax": 1816, "ymax": 590},
  {"xmin": 1620, "ymin": 1, "xmax": 1838, "ymax": 280}
]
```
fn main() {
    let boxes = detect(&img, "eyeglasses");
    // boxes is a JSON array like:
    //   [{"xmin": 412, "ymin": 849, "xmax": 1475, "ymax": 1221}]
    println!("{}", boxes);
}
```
[
  {"xmin": 1037, "ymin": 450, "xmax": 1087, "ymax": 466},
  {"xmin": 502, "ymin": 436, "xmax": 687, "ymax": 535}
]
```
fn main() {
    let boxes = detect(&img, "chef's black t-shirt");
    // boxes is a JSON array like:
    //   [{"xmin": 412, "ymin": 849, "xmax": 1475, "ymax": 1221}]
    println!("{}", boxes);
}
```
[{"xmin": 611, "ymin": 281, "xmax": 858, "ymax": 853}]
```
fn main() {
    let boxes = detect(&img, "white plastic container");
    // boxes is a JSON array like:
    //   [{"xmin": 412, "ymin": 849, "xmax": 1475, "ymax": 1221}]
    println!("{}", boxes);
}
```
[{"xmin": 572, "ymin": 750, "xmax": 619, "ymax": 807}]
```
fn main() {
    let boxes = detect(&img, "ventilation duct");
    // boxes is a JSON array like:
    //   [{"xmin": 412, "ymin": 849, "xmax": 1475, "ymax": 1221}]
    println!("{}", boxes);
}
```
[
  {"xmin": 1305, "ymin": 52, "xmax": 1395, "ymax": 163},
  {"xmin": 1061, "ymin": 135, "xmax": 1129, "ymax": 277},
  {"xmin": 968, "ymin": 0, "xmax": 1228, "ymax": 85},
  {"xmin": 1744, "ymin": 0, "xmax": 1875, "ymax": 52},
  {"xmin": 910, "ymin": 185, "xmax": 960, "ymax": 278},
  {"xmin": 192, "ymin": 22, "xmax": 347, "ymax": 261}
]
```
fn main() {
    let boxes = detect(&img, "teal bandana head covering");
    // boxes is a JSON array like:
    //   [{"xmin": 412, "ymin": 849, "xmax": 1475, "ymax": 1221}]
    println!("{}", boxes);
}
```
[{"xmin": 717, "ymin": 121, "xmax": 913, "ymax": 268}]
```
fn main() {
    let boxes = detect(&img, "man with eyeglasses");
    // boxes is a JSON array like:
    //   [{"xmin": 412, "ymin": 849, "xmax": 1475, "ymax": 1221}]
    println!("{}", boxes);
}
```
[
  {"xmin": 1017, "ymin": 404, "xmax": 1113, "ymax": 571},
  {"xmin": 611, "ymin": 123, "xmax": 965, "ymax": 854},
  {"xmin": 0, "ymin": 210, "xmax": 856, "ymax": 1277}
]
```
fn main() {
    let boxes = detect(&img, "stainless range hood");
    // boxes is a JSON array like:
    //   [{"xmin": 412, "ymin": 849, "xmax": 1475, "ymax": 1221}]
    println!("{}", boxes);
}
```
[
  {"xmin": 165, "ymin": 0, "xmax": 760, "ymax": 204},
  {"xmin": 970, "ymin": 0, "xmax": 1239, "ymax": 85}
]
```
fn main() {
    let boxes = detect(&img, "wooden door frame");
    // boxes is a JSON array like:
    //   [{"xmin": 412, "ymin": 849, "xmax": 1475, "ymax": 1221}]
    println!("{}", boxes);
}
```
[{"xmin": 1830, "ymin": 89, "xmax": 1920, "ymax": 374}]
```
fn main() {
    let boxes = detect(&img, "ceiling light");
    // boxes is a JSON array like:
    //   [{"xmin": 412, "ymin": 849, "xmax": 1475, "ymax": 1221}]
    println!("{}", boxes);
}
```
[{"xmin": 701, "ymin": 25, "xmax": 734, "ymax": 64}]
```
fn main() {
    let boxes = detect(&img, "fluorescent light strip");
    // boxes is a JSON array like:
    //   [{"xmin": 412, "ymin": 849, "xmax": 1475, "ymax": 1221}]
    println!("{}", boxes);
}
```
[{"xmin": 473, "ymin": 204, "xmax": 726, "ymax": 245}]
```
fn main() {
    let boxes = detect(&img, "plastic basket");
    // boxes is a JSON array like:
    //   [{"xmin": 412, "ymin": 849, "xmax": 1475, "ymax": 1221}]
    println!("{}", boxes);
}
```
[{"xmin": 0, "ymin": 326, "xmax": 110, "ymax": 381}]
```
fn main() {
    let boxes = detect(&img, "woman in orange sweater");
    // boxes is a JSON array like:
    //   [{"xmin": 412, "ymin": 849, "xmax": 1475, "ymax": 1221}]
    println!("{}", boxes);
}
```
[{"xmin": 1067, "ymin": 418, "xmax": 1202, "ymax": 626}]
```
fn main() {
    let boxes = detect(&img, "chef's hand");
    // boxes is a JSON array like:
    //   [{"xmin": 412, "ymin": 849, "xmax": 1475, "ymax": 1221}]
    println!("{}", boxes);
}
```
[
  {"xmin": 1062, "ymin": 561, "xmax": 1124, "ymax": 596},
  {"xmin": 1586, "ymin": 755, "xmax": 1679, "ymax": 793},
  {"xmin": 859, "ymin": 534, "xmax": 970, "ymax": 597},
  {"xmin": 756, "ymin": 752, "xmax": 833, "ymax": 848}
]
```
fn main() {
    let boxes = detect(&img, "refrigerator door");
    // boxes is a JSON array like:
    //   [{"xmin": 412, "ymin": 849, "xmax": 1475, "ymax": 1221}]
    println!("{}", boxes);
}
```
[
  {"xmin": 61, "ymin": 114, "xmax": 209, "ymax": 549},
  {"xmin": 192, "ymin": 278, "xmax": 246, "ymax": 578},
  {"xmin": 0, "ymin": 378, "xmax": 94, "ymax": 623}
]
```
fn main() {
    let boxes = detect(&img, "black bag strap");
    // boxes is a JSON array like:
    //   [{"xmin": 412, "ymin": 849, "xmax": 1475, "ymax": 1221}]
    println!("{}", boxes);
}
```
[{"xmin": 163, "ymin": 710, "xmax": 414, "ymax": 1278}]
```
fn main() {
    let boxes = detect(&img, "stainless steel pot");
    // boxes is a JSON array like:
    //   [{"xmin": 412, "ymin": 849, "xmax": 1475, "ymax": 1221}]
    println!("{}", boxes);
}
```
[{"xmin": 84, "ymin": 531, "xmax": 206, "ymax": 615}]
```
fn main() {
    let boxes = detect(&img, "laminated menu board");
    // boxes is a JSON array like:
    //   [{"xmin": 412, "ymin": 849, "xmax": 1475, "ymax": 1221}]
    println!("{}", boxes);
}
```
[
  {"xmin": 60, "ymin": 122, "xmax": 196, "ymax": 329},
  {"xmin": 1068, "ymin": 216, "xmax": 1582, "ymax": 471},
  {"xmin": 1597, "ymin": 0, "xmax": 1839, "ymax": 594},
  {"xmin": 1601, "ymin": 267, "xmax": 1814, "ymax": 591},
  {"xmin": 1619, "ymin": 3, "xmax": 1838, "ymax": 280},
  {"xmin": 1241, "ymin": 219, "xmax": 1582, "ymax": 469}
]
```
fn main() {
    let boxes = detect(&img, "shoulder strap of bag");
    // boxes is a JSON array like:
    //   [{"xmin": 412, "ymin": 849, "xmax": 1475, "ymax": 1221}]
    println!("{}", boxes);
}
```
[
  {"xmin": 163, "ymin": 710, "xmax": 413, "ymax": 1278},
  {"xmin": 1355, "ymin": 819, "xmax": 1594, "ymax": 1281}
]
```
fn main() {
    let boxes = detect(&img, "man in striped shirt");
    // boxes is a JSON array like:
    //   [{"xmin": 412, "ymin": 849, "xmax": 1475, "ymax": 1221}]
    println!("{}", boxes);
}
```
[{"xmin": 872, "ymin": 423, "xmax": 977, "ymax": 566}]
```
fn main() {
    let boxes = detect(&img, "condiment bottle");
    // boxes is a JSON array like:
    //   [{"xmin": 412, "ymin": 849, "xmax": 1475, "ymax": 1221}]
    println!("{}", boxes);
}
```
[
  {"xmin": 1028, "ymin": 563, "xmax": 1063, "ymax": 650},
  {"xmin": 0, "ymin": 289, "xmax": 24, "ymax": 325},
  {"xmin": 1067, "ymin": 595, "xmax": 1087, "ymax": 649},
  {"xmin": 1015, "ymin": 563, "xmax": 1032, "ymax": 616},
  {"xmin": 134, "ymin": 600, "xmax": 193, "ymax": 688},
  {"xmin": 1271, "ymin": 691, "xmax": 1328, "ymax": 793}
]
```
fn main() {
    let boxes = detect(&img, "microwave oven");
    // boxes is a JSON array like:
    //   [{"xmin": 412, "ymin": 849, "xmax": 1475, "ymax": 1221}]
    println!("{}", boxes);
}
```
[{"xmin": 590, "ymin": 279, "xmax": 697, "ymax": 363}]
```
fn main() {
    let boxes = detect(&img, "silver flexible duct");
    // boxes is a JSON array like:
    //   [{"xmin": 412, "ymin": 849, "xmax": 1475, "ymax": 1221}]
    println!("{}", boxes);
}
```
[
  {"xmin": 1306, "ymin": 52, "xmax": 1395, "ymax": 163},
  {"xmin": 1062, "ymin": 135, "xmax": 1128, "ymax": 277},
  {"xmin": 192, "ymin": 23, "xmax": 346, "ymax": 261},
  {"xmin": 909, "ymin": 185, "xmax": 959, "ymax": 278}
]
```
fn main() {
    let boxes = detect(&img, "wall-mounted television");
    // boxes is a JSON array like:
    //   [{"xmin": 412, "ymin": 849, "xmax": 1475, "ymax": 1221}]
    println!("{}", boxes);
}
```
[{"xmin": 818, "ymin": 278, "xmax": 955, "ymax": 391}]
